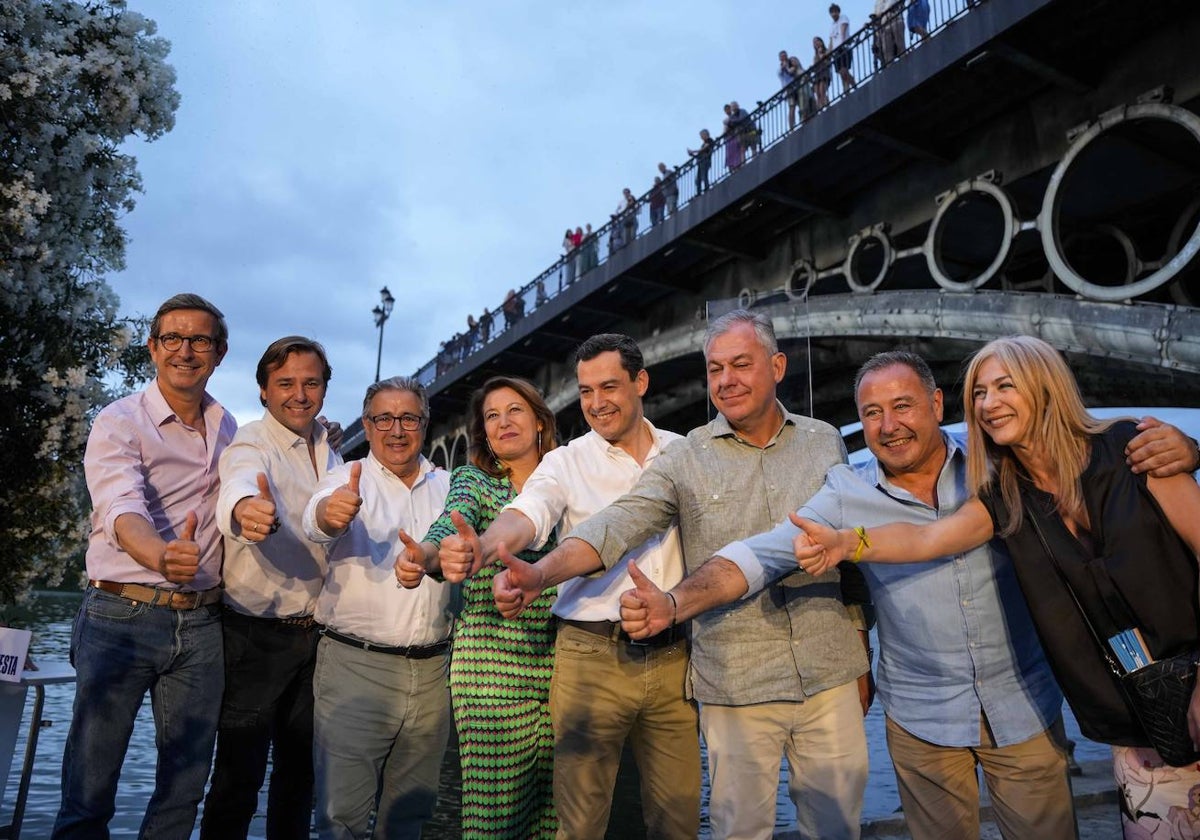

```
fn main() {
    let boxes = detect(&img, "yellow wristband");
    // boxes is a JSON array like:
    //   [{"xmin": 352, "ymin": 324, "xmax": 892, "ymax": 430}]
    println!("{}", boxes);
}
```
[{"xmin": 852, "ymin": 526, "xmax": 871, "ymax": 563}]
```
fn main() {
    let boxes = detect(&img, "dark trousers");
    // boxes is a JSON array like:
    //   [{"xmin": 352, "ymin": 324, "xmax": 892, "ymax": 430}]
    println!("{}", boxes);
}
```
[{"xmin": 200, "ymin": 609, "xmax": 320, "ymax": 840}]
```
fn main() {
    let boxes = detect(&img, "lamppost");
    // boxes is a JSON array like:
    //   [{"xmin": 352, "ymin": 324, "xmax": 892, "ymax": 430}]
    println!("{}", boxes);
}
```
[{"xmin": 372, "ymin": 286, "xmax": 395, "ymax": 382}]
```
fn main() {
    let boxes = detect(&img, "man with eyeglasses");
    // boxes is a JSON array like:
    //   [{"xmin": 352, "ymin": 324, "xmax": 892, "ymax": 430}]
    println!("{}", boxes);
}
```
[
  {"xmin": 54, "ymin": 293, "xmax": 236, "ymax": 839},
  {"xmin": 302, "ymin": 376, "xmax": 454, "ymax": 839},
  {"xmin": 200, "ymin": 336, "xmax": 342, "ymax": 840}
]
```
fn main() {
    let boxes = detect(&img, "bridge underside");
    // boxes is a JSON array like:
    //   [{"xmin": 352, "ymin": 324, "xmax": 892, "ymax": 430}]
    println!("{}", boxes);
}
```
[
  {"xmin": 632, "ymin": 292, "xmax": 1200, "ymax": 453},
  {"xmin": 397, "ymin": 0, "xmax": 1200, "ymax": 468}
]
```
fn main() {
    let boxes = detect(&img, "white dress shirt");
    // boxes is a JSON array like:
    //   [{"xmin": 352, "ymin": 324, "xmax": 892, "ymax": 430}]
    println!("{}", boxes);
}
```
[
  {"xmin": 506, "ymin": 419, "xmax": 685, "ymax": 621},
  {"xmin": 217, "ymin": 411, "xmax": 341, "ymax": 618},
  {"xmin": 304, "ymin": 454, "xmax": 453, "ymax": 646}
]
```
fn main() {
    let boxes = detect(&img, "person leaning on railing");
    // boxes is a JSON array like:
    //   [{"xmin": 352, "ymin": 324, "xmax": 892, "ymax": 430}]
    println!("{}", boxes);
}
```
[{"xmin": 687, "ymin": 128, "xmax": 715, "ymax": 194}]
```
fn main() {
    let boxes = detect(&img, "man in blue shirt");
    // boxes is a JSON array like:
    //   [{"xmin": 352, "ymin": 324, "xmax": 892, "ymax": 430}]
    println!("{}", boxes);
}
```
[
  {"xmin": 623, "ymin": 350, "xmax": 1074, "ymax": 839},
  {"xmin": 622, "ymin": 349, "xmax": 1200, "ymax": 837}
]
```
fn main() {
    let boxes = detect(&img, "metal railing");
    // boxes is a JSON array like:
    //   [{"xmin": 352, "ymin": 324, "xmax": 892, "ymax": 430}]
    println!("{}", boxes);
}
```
[{"xmin": 413, "ymin": 0, "xmax": 980, "ymax": 387}]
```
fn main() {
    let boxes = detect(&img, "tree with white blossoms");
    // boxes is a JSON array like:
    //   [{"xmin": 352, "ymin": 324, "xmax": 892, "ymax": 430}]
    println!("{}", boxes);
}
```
[{"xmin": 0, "ymin": 0, "xmax": 179, "ymax": 603}]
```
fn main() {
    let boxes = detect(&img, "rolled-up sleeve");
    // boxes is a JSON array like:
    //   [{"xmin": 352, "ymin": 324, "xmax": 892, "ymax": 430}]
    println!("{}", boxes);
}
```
[
  {"xmin": 85, "ymin": 411, "xmax": 154, "ymax": 546},
  {"xmin": 303, "ymin": 465, "xmax": 349, "ymax": 543},
  {"xmin": 217, "ymin": 436, "xmax": 269, "ymax": 542},
  {"xmin": 505, "ymin": 460, "xmax": 568, "ymax": 550},
  {"xmin": 718, "ymin": 475, "xmax": 845, "ymax": 600}
]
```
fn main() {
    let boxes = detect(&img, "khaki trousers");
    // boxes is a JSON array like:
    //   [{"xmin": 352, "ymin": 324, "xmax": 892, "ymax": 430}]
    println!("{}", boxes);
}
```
[
  {"xmin": 701, "ymin": 680, "xmax": 868, "ymax": 840},
  {"xmin": 885, "ymin": 713, "xmax": 1077, "ymax": 840},
  {"xmin": 549, "ymin": 623, "xmax": 700, "ymax": 840}
]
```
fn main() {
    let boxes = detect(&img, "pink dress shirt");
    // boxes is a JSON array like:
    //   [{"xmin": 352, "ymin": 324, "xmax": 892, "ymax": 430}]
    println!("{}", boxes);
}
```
[{"xmin": 84, "ymin": 379, "xmax": 236, "ymax": 590}]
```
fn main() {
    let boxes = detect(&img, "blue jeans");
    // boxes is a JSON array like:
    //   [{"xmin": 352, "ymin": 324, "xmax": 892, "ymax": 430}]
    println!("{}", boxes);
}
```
[
  {"xmin": 312, "ymin": 637, "xmax": 451, "ymax": 840},
  {"xmin": 52, "ymin": 587, "xmax": 224, "ymax": 840}
]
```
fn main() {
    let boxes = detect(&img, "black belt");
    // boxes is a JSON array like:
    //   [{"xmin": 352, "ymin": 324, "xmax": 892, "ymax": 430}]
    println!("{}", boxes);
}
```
[
  {"xmin": 560, "ymin": 618, "xmax": 683, "ymax": 648},
  {"xmin": 323, "ymin": 628, "xmax": 450, "ymax": 659}
]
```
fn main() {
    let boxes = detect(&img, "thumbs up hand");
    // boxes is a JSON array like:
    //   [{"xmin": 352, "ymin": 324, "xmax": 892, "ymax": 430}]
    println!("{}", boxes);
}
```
[
  {"xmin": 789, "ymin": 512, "xmax": 844, "ymax": 576},
  {"xmin": 491, "ymin": 544, "xmax": 545, "ymax": 619},
  {"xmin": 619, "ymin": 561, "xmax": 672, "ymax": 639},
  {"xmin": 234, "ymin": 472, "xmax": 278, "ymax": 543},
  {"xmin": 438, "ymin": 510, "xmax": 485, "ymax": 583},
  {"xmin": 162, "ymin": 510, "xmax": 201, "ymax": 584},
  {"xmin": 319, "ymin": 461, "xmax": 364, "ymax": 533},
  {"xmin": 394, "ymin": 529, "xmax": 429, "ymax": 589}
]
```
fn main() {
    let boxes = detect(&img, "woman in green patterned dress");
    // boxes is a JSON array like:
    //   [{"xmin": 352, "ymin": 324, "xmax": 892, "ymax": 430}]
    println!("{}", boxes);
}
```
[{"xmin": 396, "ymin": 375, "xmax": 559, "ymax": 838}]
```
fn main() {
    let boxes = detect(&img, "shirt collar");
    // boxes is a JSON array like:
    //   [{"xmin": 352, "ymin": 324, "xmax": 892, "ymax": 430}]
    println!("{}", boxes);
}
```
[
  {"xmin": 596, "ymin": 417, "xmax": 667, "ymax": 459},
  {"xmin": 260, "ymin": 408, "xmax": 325, "ymax": 451},
  {"xmin": 862, "ymin": 429, "xmax": 965, "ymax": 494},
  {"xmin": 365, "ymin": 451, "xmax": 435, "ymax": 488},
  {"xmin": 711, "ymin": 400, "xmax": 794, "ymax": 445},
  {"xmin": 147, "ymin": 378, "xmax": 214, "ymax": 428}
]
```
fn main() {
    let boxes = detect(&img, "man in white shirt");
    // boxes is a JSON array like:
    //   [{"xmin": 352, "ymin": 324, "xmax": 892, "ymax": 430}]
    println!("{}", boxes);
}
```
[
  {"xmin": 442, "ymin": 334, "xmax": 699, "ymax": 839},
  {"xmin": 829, "ymin": 3, "xmax": 857, "ymax": 91},
  {"xmin": 202, "ymin": 337, "xmax": 342, "ymax": 839},
  {"xmin": 303, "ymin": 376, "xmax": 453, "ymax": 840}
]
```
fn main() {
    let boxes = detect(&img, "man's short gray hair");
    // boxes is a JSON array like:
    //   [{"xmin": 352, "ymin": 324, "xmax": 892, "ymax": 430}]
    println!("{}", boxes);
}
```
[
  {"xmin": 703, "ymin": 309, "xmax": 778, "ymax": 356},
  {"xmin": 362, "ymin": 375, "xmax": 429, "ymax": 419}
]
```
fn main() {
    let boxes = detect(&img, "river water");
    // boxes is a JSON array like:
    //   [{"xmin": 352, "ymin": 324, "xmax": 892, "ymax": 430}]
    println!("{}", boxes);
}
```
[{"xmin": 3, "ymin": 591, "xmax": 1108, "ymax": 838}]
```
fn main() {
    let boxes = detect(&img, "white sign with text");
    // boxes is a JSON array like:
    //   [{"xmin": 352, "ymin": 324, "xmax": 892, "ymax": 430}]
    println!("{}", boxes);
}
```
[{"xmin": 0, "ymin": 628, "xmax": 32, "ymax": 683}]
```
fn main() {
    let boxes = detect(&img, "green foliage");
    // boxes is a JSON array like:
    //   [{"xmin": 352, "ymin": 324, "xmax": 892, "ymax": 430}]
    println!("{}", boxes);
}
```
[{"xmin": 0, "ymin": 0, "xmax": 177, "ymax": 603}]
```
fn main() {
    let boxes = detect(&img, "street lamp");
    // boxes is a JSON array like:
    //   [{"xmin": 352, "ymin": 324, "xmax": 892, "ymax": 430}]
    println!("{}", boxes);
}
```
[{"xmin": 372, "ymin": 285, "xmax": 395, "ymax": 382}]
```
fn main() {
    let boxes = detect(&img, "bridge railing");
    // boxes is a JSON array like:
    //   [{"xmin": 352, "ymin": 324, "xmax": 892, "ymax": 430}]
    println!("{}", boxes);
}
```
[{"xmin": 414, "ymin": 0, "xmax": 980, "ymax": 388}]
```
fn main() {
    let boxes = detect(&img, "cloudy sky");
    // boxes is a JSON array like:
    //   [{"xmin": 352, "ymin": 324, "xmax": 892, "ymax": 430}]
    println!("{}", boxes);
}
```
[{"xmin": 113, "ymin": 1, "xmax": 862, "ymax": 425}]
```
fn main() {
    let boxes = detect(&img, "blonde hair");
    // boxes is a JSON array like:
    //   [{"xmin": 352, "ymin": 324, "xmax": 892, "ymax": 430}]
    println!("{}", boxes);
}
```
[{"xmin": 963, "ymin": 335, "xmax": 1114, "ymax": 536}]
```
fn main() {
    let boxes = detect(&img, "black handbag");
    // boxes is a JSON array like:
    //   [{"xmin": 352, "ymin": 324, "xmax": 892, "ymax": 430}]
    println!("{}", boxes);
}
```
[
  {"xmin": 1122, "ymin": 650, "xmax": 1200, "ymax": 766},
  {"xmin": 1028, "ymin": 513, "xmax": 1200, "ymax": 767}
]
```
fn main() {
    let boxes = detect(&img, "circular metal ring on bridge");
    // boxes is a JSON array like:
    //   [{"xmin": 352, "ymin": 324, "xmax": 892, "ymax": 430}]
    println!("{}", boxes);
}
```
[
  {"xmin": 1169, "ymin": 196, "xmax": 1200, "ymax": 306},
  {"xmin": 785, "ymin": 260, "xmax": 817, "ymax": 301},
  {"xmin": 1061, "ymin": 224, "xmax": 1141, "ymax": 287},
  {"xmin": 1039, "ymin": 102, "xmax": 1200, "ymax": 302},
  {"xmin": 737, "ymin": 287, "xmax": 756, "ymax": 308},
  {"xmin": 924, "ymin": 178, "xmax": 1018, "ymax": 292},
  {"xmin": 843, "ymin": 228, "xmax": 893, "ymax": 293}
]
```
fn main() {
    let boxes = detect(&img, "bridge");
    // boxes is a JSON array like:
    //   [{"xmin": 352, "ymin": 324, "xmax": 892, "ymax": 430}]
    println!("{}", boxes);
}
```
[{"xmin": 343, "ymin": 0, "xmax": 1200, "ymax": 463}]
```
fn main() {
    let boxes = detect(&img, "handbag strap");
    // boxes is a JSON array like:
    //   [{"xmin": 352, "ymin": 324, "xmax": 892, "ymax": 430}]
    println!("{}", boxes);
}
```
[{"xmin": 1026, "ymin": 509, "xmax": 1126, "ymax": 679}]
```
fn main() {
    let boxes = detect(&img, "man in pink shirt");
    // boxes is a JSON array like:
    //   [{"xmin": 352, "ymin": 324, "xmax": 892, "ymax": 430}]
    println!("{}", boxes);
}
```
[{"xmin": 53, "ymin": 293, "xmax": 237, "ymax": 840}]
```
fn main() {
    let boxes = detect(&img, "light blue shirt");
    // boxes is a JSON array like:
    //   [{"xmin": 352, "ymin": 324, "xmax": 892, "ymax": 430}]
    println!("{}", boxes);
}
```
[{"xmin": 719, "ymin": 432, "xmax": 1062, "ymax": 747}]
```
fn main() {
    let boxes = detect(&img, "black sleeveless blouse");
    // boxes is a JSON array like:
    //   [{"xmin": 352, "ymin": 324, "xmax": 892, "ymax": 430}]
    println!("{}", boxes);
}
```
[{"xmin": 979, "ymin": 421, "xmax": 1200, "ymax": 745}]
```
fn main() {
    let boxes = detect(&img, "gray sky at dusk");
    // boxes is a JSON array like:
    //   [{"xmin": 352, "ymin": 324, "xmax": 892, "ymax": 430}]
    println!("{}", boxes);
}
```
[{"xmin": 112, "ymin": 1, "xmax": 863, "ymax": 425}]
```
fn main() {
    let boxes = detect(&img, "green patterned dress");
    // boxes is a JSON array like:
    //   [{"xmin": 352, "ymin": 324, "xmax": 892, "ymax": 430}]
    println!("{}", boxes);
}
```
[{"xmin": 423, "ymin": 465, "xmax": 557, "ymax": 839}]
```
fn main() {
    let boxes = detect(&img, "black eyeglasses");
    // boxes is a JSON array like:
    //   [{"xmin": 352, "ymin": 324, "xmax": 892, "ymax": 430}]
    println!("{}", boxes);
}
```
[
  {"xmin": 154, "ymin": 333, "xmax": 218, "ymax": 353},
  {"xmin": 368, "ymin": 413, "xmax": 425, "ymax": 432}
]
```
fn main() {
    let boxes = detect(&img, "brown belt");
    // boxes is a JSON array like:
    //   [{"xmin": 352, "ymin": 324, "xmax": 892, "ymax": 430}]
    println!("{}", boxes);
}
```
[
  {"xmin": 560, "ymin": 618, "xmax": 684, "ymax": 648},
  {"xmin": 89, "ymin": 580, "xmax": 222, "ymax": 610}
]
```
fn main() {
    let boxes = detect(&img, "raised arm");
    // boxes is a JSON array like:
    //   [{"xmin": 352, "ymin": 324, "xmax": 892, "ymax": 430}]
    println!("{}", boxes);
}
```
[
  {"xmin": 476, "ymin": 509, "xmax": 537, "ymax": 563},
  {"xmin": 493, "ymin": 536, "xmax": 605, "ymax": 619},
  {"xmin": 619, "ymin": 556, "xmax": 747, "ymax": 639},
  {"xmin": 791, "ymin": 498, "xmax": 996, "ymax": 576}
]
